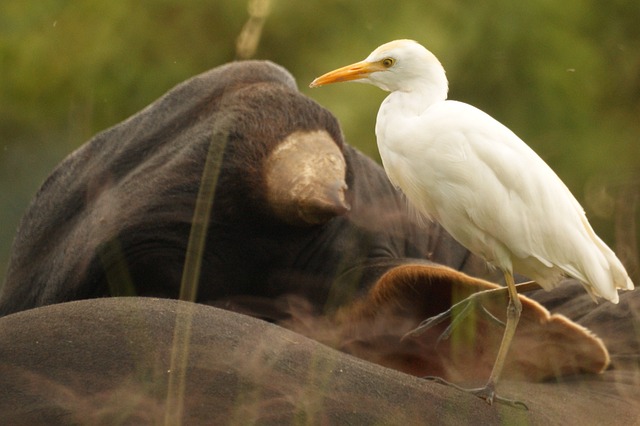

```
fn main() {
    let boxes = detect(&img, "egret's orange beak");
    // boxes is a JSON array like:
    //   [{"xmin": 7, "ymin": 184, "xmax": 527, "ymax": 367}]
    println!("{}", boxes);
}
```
[{"xmin": 309, "ymin": 61, "xmax": 384, "ymax": 88}]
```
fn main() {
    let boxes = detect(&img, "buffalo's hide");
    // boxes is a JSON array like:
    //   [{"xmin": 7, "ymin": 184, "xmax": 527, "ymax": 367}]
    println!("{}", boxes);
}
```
[{"xmin": 0, "ymin": 288, "xmax": 638, "ymax": 425}]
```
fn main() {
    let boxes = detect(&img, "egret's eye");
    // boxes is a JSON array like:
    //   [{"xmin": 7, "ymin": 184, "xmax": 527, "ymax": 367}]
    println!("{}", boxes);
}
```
[{"xmin": 381, "ymin": 58, "xmax": 395, "ymax": 68}]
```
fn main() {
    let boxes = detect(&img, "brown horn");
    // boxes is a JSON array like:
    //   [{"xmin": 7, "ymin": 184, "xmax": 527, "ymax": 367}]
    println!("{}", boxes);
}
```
[{"xmin": 265, "ymin": 130, "xmax": 349, "ymax": 226}]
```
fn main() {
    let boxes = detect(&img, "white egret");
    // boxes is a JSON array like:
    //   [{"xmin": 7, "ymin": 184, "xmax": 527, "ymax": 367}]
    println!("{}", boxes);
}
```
[{"xmin": 310, "ymin": 39, "xmax": 634, "ymax": 406}]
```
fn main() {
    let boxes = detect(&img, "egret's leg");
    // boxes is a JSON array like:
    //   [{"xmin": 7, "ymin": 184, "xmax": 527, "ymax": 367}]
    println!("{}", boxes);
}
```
[
  {"xmin": 474, "ymin": 270, "xmax": 522, "ymax": 404},
  {"xmin": 418, "ymin": 272, "xmax": 527, "ymax": 409}
]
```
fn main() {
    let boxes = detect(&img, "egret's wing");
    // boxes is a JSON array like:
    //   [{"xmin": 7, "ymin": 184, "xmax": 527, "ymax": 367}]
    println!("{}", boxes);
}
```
[{"xmin": 389, "ymin": 101, "xmax": 628, "ymax": 300}]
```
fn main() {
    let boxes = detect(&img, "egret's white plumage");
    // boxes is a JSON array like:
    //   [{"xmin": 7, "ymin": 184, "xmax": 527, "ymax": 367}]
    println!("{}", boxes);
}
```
[
  {"xmin": 311, "ymin": 39, "xmax": 633, "ymax": 303},
  {"xmin": 310, "ymin": 39, "xmax": 633, "ymax": 405}
]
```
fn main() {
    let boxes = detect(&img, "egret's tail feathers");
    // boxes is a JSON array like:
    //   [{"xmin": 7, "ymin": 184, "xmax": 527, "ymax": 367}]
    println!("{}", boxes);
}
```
[
  {"xmin": 529, "ymin": 230, "xmax": 634, "ymax": 304},
  {"xmin": 573, "ymin": 222, "xmax": 634, "ymax": 304}
]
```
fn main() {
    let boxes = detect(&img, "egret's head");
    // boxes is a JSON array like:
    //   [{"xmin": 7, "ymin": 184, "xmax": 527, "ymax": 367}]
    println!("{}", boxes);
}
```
[{"xmin": 310, "ymin": 39, "xmax": 448, "ymax": 94}]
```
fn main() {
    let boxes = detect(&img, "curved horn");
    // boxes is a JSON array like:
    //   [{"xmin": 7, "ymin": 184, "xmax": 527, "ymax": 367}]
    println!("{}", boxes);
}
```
[{"xmin": 265, "ymin": 130, "xmax": 350, "ymax": 226}]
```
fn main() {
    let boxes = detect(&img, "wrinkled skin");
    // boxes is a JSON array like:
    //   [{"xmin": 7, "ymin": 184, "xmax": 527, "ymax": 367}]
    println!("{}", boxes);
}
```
[
  {"xmin": 0, "ymin": 288, "xmax": 638, "ymax": 424},
  {"xmin": 0, "ymin": 61, "xmax": 637, "ymax": 423}
]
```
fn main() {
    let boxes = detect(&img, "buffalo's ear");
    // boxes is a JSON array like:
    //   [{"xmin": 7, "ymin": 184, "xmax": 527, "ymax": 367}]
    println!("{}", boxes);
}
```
[
  {"xmin": 299, "ymin": 264, "xmax": 610, "ymax": 383},
  {"xmin": 264, "ymin": 130, "xmax": 350, "ymax": 226}
]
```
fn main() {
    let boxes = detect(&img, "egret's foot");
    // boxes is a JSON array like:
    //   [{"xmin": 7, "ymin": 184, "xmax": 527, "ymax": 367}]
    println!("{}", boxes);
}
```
[
  {"xmin": 424, "ymin": 376, "xmax": 528, "ymax": 410},
  {"xmin": 402, "ymin": 291, "xmax": 505, "ymax": 343}
]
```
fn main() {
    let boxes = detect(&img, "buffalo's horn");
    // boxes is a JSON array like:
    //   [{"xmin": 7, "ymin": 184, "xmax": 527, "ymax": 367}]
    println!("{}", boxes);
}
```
[{"xmin": 265, "ymin": 130, "xmax": 349, "ymax": 226}]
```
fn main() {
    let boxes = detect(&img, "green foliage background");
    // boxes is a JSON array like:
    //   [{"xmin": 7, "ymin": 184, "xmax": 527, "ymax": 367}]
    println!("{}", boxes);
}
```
[{"xmin": 1, "ymin": 0, "xmax": 639, "ymax": 287}]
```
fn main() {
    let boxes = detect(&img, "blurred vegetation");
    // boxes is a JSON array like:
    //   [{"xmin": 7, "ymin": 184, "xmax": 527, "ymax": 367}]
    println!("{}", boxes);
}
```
[{"xmin": 1, "ymin": 0, "xmax": 638, "ymax": 287}]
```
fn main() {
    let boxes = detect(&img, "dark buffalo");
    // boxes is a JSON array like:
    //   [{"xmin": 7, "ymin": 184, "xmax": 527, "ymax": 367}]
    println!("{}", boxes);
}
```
[
  {"xmin": 0, "ymin": 286, "xmax": 638, "ymax": 424},
  {"xmin": 0, "ymin": 61, "xmax": 633, "ymax": 422}
]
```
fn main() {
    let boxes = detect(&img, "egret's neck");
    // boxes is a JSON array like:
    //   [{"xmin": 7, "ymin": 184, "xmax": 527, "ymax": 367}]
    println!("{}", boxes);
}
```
[
  {"xmin": 375, "ymin": 78, "xmax": 447, "ymax": 155},
  {"xmin": 387, "ymin": 78, "xmax": 448, "ymax": 115},
  {"xmin": 377, "ymin": 81, "xmax": 447, "ymax": 140}
]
